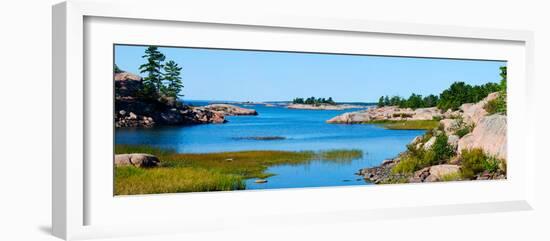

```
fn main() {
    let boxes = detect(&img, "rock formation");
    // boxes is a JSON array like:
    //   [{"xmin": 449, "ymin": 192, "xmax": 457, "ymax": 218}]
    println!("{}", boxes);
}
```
[
  {"xmin": 114, "ymin": 71, "xmax": 227, "ymax": 127},
  {"xmin": 457, "ymin": 114, "xmax": 507, "ymax": 159},
  {"xmin": 203, "ymin": 104, "xmax": 258, "ymax": 116},
  {"xmin": 326, "ymin": 106, "xmax": 448, "ymax": 124}
]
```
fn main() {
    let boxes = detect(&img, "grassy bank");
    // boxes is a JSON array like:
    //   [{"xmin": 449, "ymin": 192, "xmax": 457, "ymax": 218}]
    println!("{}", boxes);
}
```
[
  {"xmin": 114, "ymin": 145, "xmax": 363, "ymax": 195},
  {"xmin": 367, "ymin": 120, "xmax": 439, "ymax": 130}
]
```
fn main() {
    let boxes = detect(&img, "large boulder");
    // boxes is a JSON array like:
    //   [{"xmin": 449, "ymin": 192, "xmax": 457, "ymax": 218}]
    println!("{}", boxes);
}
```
[
  {"xmin": 115, "ymin": 153, "xmax": 160, "ymax": 168},
  {"xmin": 457, "ymin": 114, "xmax": 507, "ymax": 160},
  {"xmin": 460, "ymin": 92, "xmax": 499, "ymax": 125}
]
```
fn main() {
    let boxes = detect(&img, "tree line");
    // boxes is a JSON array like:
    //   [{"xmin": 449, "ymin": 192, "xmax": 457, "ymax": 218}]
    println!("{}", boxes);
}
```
[
  {"xmin": 377, "ymin": 66, "xmax": 507, "ymax": 111},
  {"xmin": 292, "ymin": 97, "xmax": 336, "ymax": 105},
  {"xmin": 115, "ymin": 46, "xmax": 184, "ymax": 99}
]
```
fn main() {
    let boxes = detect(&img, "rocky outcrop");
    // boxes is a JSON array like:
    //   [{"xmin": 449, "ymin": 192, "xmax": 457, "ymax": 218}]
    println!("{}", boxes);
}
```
[
  {"xmin": 326, "ymin": 106, "xmax": 444, "ymax": 124},
  {"xmin": 203, "ymin": 104, "xmax": 258, "ymax": 116},
  {"xmin": 288, "ymin": 103, "xmax": 367, "ymax": 110},
  {"xmin": 457, "ymin": 114, "xmax": 507, "ymax": 159},
  {"xmin": 115, "ymin": 153, "xmax": 160, "ymax": 168},
  {"xmin": 356, "ymin": 91, "xmax": 507, "ymax": 184},
  {"xmin": 460, "ymin": 92, "xmax": 499, "ymax": 125},
  {"xmin": 115, "ymin": 71, "xmax": 226, "ymax": 128}
]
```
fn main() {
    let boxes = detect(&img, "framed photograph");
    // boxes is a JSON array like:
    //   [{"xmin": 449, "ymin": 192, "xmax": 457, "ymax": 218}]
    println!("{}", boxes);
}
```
[{"xmin": 53, "ymin": 0, "xmax": 535, "ymax": 240}]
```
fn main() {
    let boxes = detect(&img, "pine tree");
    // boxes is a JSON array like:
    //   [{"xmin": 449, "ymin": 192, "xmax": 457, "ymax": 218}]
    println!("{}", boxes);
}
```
[
  {"xmin": 114, "ymin": 64, "xmax": 122, "ymax": 73},
  {"xmin": 139, "ymin": 46, "xmax": 165, "ymax": 98},
  {"xmin": 163, "ymin": 60, "xmax": 184, "ymax": 98}
]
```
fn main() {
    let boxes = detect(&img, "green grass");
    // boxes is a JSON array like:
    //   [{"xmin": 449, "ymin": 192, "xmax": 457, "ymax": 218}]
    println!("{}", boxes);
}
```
[
  {"xmin": 114, "ymin": 145, "xmax": 363, "ymax": 195},
  {"xmin": 367, "ymin": 120, "xmax": 439, "ymax": 130},
  {"xmin": 115, "ymin": 166, "xmax": 245, "ymax": 195}
]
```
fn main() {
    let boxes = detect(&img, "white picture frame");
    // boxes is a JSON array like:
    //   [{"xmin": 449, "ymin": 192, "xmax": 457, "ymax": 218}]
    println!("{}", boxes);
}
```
[{"xmin": 52, "ymin": 0, "xmax": 535, "ymax": 240}]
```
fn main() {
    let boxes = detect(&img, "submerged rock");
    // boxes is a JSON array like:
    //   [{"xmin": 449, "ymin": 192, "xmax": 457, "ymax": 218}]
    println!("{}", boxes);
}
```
[{"xmin": 233, "ymin": 136, "xmax": 286, "ymax": 141}]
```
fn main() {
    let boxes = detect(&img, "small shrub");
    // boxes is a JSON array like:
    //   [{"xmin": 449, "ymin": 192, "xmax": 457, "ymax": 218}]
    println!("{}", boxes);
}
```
[
  {"xmin": 440, "ymin": 172, "xmax": 462, "ymax": 182},
  {"xmin": 483, "ymin": 157, "xmax": 500, "ymax": 173},
  {"xmin": 460, "ymin": 148, "xmax": 505, "ymax": 179},
  {"xmin": 460, "ymin": 148, "xmax": 487, "ymax": 179},
  {"xmin": 431, "ymin": 133, "xmax": 454, "ymax": 164},
  {"xmin": 392, "ymin": 155, "xmax": 424, "ymax": 174},
  {"xmin": 454, "ymin": 126, "xmax": 472, "ymax": 138},
  {"xmin": 392, "ymin": 113, "xmax": 413, "ymax": 118},
  {"xmin": 484, "ymin": 95, "xmax": 506, "ymax": 115},
  {"xmin": 432, "ymin": 116, "xmax": 443, "ymax": 121}
]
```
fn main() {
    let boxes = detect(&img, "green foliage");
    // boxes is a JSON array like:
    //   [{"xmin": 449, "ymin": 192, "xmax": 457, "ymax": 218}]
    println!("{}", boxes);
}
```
[
  {"xmin": 392, "ymin": 155, "xmax": 428, "ymax": 174},
  {"xmin": 369, "ymin": 120, "xmax": 439, "ymax": 130},
  {"xmin": 135, "ymin": 46, "xmax": 185, "ymax": 100},
  {"xmin": 484, "ymin": 97, "xmax": 505, "ymax": 114},
  {"xmin": 139, "ymin": 46, "xmax": 166, "ymax": 98},
  {"xmin": 162, "ymin": 60, "xmax": 184, "ymax": 98},
  {"xmin": 293, "ymin": 96, "xmax": 336, "ymax": 105},
  {"xmin": 391, "ymin": 133, "xmax": 454, "ymax": 174},
  {"xmin": 460, "ymin": 148, "xmax": 504, "ymax": 179},
  {"xmin": 460, "ymin": 148, "xmax": 488, "ymax": 179},
  {"xmin": 115, "ymin": 166, "xmax": 245, "ymax": 195},
  {"xmin": 431, "ymin": 133, "xmax": 454, "ymax": 164},
  {"xmin": 454, "ymin": 126, "xmax": 472, "ymax": 138},
  {"xmin": 114, "ymin": 64, "xmax": 122, "ymax": 73},
  {"xmin": 440, "ymin": 172, "xmax": 462, "ymax": 182},
  {"xmin": 377, "ymin": 94, "xmax": 439, "ymax": 109},
  {"xmin": 437, "ymin": 81, "xmax": 501, "ymax": 111},
  {"xmin": 485, "ymin": 66, "xmax": 507, "ymax": 115}
]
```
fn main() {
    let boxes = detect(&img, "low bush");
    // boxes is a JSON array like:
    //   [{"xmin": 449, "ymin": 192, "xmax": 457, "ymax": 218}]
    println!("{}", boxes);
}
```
[
  {"xmin": 392, "ymin": 113, "xmax": 413, "ymax": 118},
  {"xmin": 460, "ymin": 148, "xmax": 505, "ymax": 179},
  {"xmin": 431, "ymin": 133, "xmax": 455, "ymax": 164},
  {"xmin": 440, "ymin": 172, "xmax": 462, "ymax": 182},
  {"xmin": 392, "ymin": 133, "xmax": 455, "ymax": 175},
  {"xmin": 454, "ymin": 126, "xmax": 472, "ymax": 138},
  {"xmin": 484, "ymin": 95, "xmax": 507, "ymax": 115}
]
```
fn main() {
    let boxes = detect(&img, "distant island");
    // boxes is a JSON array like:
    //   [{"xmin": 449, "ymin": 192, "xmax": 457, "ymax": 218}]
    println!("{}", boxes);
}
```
[{"xmin": 287, "ymin": 96, "xmax": 370, "ymax": 110}]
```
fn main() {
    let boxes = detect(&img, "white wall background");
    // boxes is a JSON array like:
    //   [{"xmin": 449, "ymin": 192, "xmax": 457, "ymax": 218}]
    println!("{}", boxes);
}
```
[{"xmin": 0, "ymin": 0, "xmax": 548, "ymax": 240}]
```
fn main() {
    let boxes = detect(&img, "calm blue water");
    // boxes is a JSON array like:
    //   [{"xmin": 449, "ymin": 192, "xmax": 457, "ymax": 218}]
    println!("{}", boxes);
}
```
[{"xmin": 115, "ymin": 101, "xmax": 424, "ymax": 190}]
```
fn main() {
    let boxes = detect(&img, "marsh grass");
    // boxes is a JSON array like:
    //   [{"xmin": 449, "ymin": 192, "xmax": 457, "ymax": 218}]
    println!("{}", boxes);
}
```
[
  {"xmin": 115, "ymin": 166, "xmax": 245, "ymax": 195},
  {"xmin": 114, "ymin": 145, "xmax": 364, "ymax": 194},
  {"xmin": 367, "ymin": 120, "xmax": 439, "ymax": 130}
]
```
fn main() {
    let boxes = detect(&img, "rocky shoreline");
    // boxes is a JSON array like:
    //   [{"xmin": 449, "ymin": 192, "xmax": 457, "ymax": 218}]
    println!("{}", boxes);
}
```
[
  {"xmin": 349, "ymin": 92, "xmax": 507, "ymax": 184},
  {"xmin": 115, "ymin": 71, "xmax": 257, "ymax": 128}
]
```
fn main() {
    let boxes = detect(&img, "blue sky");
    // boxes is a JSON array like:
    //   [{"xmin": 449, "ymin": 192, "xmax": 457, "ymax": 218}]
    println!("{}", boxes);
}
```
[{"xmin": 115, "ymin": 45, "xmax": 506, "ymax": 102}]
